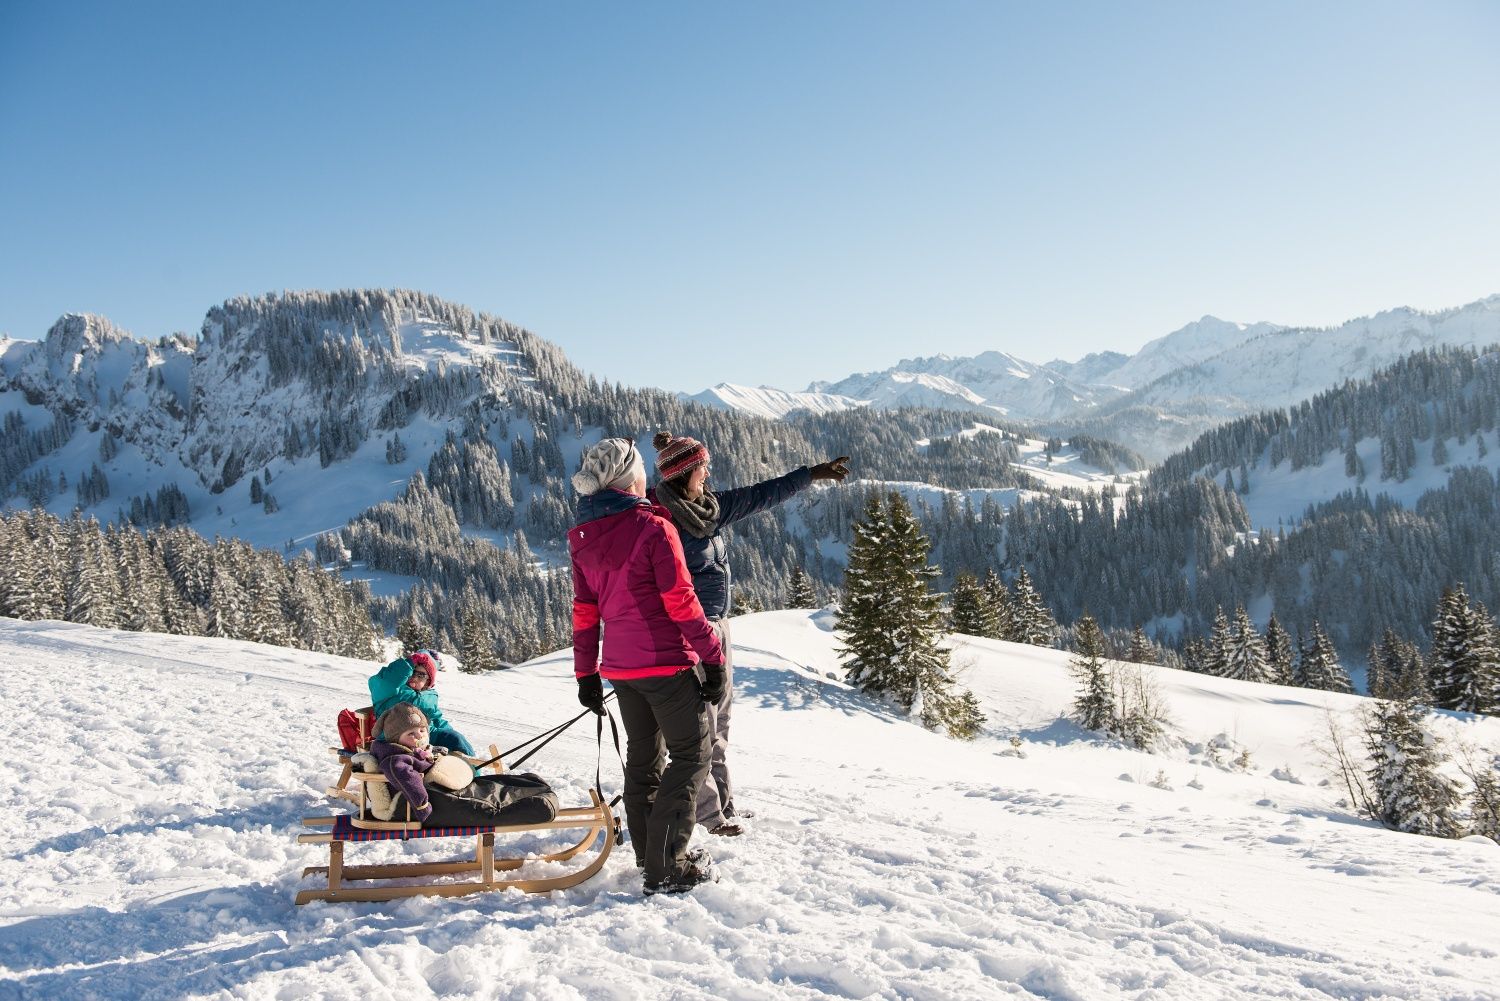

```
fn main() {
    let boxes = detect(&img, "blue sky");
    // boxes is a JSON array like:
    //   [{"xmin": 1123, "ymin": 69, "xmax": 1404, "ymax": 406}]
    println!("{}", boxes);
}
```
[{"xmin": 3, "ymin": 2, "xmax": 1498, "ymax": 393}]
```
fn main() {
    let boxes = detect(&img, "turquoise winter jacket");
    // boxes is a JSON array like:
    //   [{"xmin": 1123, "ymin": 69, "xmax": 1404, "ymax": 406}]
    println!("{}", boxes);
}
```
[{"xmin": 368, "ymin": 656, "xmax": 450, "ymax": 730}]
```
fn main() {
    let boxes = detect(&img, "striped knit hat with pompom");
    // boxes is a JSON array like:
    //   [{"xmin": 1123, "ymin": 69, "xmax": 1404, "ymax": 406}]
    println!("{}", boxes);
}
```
[{"xmin": 653, "ymin": 431, "xmax": 710, "ymax": 480}]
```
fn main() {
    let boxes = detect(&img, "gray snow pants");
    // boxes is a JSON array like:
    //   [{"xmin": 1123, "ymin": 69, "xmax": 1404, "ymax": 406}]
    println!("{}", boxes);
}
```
[
  {"xmin": 694, "ymin": 618, "xmax": 736, "ymax": 827},
  {"xmin": 611, "ymin": 669, "xmax": 711, "ymax": 883}
]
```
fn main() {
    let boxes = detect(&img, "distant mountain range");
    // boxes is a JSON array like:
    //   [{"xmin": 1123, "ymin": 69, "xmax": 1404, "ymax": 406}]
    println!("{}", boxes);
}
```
[
  {"xmin": 689, "ymin": 297, "xmax": 1500, "ymax": 459},
  {"xmin": 8, "ymin": 287, "xmax": 1500, "ymax": 664}
]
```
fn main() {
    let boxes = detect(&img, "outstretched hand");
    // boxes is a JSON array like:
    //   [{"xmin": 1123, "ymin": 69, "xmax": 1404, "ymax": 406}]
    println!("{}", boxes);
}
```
[{"xmin": 810, "ymin": 456, "xmax": 851, "ymax": 482}]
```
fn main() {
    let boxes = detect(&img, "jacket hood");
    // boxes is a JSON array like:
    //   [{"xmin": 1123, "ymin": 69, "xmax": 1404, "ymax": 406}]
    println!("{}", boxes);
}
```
[{"xmin": 575, "ymin": 488, "xmax": 650, "ymax": 527}]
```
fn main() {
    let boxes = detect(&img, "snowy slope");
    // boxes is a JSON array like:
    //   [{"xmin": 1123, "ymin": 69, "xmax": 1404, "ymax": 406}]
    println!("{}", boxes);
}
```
[
  {"xmin": 1240, "ymin": 435, "xmax": 1488, "ymax": 531},
  {"xmin": 685, "ymin": 383, "xmax": 865, "ymax": 420},
  {"xmin": 4, "ymin": 614, "xmax": 1498, "ymax": 1000}
]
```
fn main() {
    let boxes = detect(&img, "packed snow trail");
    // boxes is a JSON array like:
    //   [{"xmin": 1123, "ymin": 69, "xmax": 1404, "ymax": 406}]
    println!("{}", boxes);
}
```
[{"xmin": 2, "ymin": 615, "xmax": 1498, "ymax": 1000}]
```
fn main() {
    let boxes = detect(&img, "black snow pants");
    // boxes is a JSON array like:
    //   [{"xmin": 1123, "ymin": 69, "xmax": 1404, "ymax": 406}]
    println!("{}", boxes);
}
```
[{"xmin": 610, "ymin": 669, "xmax": 711, "ymax": 883}]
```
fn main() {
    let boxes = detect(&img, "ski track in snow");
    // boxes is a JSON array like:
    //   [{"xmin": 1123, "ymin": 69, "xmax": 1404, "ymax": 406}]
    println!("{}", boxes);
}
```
[{"xmin": 2, "ymin": 617, "xmax": 1498, "ymax": 1000}]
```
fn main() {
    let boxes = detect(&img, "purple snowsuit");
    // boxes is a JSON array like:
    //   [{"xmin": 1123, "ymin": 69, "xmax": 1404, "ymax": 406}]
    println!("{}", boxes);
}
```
[{"xmin": 369, "ymin": 738, "xmax": 435, "ymax": 822}]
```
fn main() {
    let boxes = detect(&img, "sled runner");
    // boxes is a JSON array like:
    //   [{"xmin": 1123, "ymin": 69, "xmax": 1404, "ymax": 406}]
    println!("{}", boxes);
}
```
[{"xmin": 297, "ymin": 712, "xmax": 621, "ymax": 904}]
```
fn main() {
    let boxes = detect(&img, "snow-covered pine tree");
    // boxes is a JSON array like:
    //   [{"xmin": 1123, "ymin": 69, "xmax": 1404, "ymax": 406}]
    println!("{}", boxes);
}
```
[
  {"xmin": 1465, "ymin": 756, "xmax": 1500, "ymax": 841},
  {"xmin": 1203, "ymin": 606, "xmax": 1231, "ymax": 678},
  {"xmin": 63, "ymin": 517, "xmax": 117, "ymax": 628},
  {"xmin": 397, "ymin": 614, "xmax": 433, "ymax": 654},
  {"xmin": 982, "ymin": 567, "xmax": 1013, "ymax": 640},
  {"xmin": 1180, "ymin": 636, "xmax": 1207, "ymax": 674},
  {"xmin": 948, "ymin": 571, "xmax": 999, "ymax": 637},
  {"xmin": 787, "ymin": 566, "xmax": 817, "ymax": 608},
  {"xmin": 1126, "ymin": 625, "xmax": 1158, "ymax": 665},
  {"xmin": 1378, "ymin": 628, "xmax": 1429, "ymax": 701},
  {"xmin": 946, "ymin": 690, "xmax": 986, "ymax": 741},
  {"xmin": 245, "ymin": 567, "xmax": 287, "ymax": 647},
  {"xmin": 839, "ymin": 493, "xmax": 983, "ymax": 739},
  {"xmin": 1297, "ymin": 623, "xmax": 1354, "ymax": 692},
  {"xmin": 1007, "ymin": 566, "xmax": 1055, "ymax": 647},
  {"xmin": 457, "ymin": 599, "xmax": 497, "ymax": 671},
  {"xmin": 113, "ymin": 528, "xmax": 166, "ymax": 634},
  {"xmin": 1429, "ymin": 583, "xmax": 1500, "ymax": 715},
  {"xmin": 1363, "ymin": 697, "xmax": 1461, "ymax": 838},
  {"xmin": 839, "ymin": 495, "xmax": 898, "ymax": 690},
  {"xmin": 1223, "ymin": 605, "xmax": 1269, "ymax": 682},
  {"xmin": 204, "ymin": 566, "xmax": 247, "ymax": 639},
  {"xmin": 1264, "ymin": 613, "xmax": 1294, "ymax": 685},
  {"xmin": 1069, "ymin": 613, "xmax": 1115, "ymax": 731}
]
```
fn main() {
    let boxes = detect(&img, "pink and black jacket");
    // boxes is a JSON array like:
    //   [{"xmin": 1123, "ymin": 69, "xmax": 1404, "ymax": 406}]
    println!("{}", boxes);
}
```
[{"xmin": 570, "ymin": 489, "xmax": 724, "ymax": 682}]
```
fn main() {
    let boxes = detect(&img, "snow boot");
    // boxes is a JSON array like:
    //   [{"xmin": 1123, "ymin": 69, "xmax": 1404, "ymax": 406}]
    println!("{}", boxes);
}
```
[
  {"xmin": 636, "ymin": 846, "xmax": 710, "ymax": 869},
  {"xmin": 644, "ymin": 860, "xmax": 718, "ymax": 896},
  {"xmin": 709, "ymin": 822, "xmax": 743, "ymax": 837}
]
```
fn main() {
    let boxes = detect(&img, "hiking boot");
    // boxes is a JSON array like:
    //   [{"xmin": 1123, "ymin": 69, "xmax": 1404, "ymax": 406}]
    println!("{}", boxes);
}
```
[
  {"xmin": 709, "ymin": 822, "xmax": 743, "ymax": 837},
  {"xmin": 643, "ymin": 861, "xmax": 718, "ymax": 896}
]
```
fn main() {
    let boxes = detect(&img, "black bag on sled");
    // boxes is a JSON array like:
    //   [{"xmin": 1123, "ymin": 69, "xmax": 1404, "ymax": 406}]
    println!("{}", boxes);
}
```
[{"xmin": 408, "ymin": 772, "xmax": 560, "ymax": 828}]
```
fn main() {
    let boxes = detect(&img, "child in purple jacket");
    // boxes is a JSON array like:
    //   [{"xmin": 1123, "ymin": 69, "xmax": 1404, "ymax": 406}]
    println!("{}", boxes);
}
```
[
  {"xmin": 367, "ymin": 703, "xmax": 561, "ymax": 829},
  {"xmin": 368, "ymin": 703, "xmax": 437, "ymax": 823}
]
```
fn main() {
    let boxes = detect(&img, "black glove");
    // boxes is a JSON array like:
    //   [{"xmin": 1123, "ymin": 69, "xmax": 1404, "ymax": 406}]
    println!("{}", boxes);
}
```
[
  {"xmin": 700, "ymin": 662, "xmax": 727, "ymax": 704},
  {"xmin": 810, "ymin": 456, "xmax": 851, "ymax": 482},
  {"xmin": 577, "ymin": 674, "xmax": 606, "ymax": 716}
]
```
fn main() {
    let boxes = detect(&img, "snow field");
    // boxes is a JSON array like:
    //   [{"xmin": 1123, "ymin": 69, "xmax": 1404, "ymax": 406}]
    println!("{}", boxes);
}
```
[{"xmin": 1, "ymin": 613, "xmax": 1498, "ymax": 1000}]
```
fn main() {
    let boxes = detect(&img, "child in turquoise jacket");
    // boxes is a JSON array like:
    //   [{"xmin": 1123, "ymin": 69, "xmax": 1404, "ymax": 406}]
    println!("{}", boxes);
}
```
[{"xmin": 368, "ymin": 650, "xmax": 475, "ymax": 755}]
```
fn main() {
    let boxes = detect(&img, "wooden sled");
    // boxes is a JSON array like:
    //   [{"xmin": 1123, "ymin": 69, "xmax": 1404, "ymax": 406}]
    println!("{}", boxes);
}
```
[{"xmin": 298, "ymin": 741, "xmax": 619, "ymax": 904}]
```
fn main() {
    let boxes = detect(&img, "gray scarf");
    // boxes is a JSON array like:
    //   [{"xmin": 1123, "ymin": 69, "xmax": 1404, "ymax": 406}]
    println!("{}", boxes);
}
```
[{"xmin": 656, "ymin": 479, "xmax": 721, "ymax": 539}]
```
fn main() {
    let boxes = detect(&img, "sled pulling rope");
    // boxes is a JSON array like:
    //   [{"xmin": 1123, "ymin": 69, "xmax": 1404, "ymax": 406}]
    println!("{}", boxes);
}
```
[
  {"xmin": 472, "ymin": 692, "xmax": 619, "ymax": 772},
  {"xmin": 474, "ymin": 696, "xmax": 627, "ymax": 833}
]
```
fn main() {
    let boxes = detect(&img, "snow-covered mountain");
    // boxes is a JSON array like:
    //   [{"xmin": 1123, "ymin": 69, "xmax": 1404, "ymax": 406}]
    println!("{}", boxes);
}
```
[
  {"xmin": 1085, "ymin": 315, "xmax": 1285, "ymax": 390},
  {"xmin": 696, "ymin": 296, "xmax": 1500, "ymax": 460},
  {"xmin": 1114, "ymin": 296, "xmax": 1500, "ymax": 417},
  {"xmin": 1040, "ymin": 348, "xmax": 1129, "ymax": 387},
  {"xmin": 0, "ymin": 291, "xmax": 555, "ymax": 560},
  {"xmin": 808, "ymin": 350, "xmax": 1116, "ymax": 420},
  {"xmin": 686, "ymin": 382, "xmax": 864, "ymax": 420},
  {"xmin": 5, "ymin": 614, "xmax": 1496, "ymax": 999}
]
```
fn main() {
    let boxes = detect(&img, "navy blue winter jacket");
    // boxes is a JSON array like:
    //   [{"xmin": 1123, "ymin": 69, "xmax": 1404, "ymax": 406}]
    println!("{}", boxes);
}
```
[{"xmin": 650, "ymin": 466, "xmax": 813, "ymax": 620}]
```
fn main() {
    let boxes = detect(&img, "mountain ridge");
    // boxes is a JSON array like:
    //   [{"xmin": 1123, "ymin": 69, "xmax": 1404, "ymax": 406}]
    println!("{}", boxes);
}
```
[{"xmin": 691, "ymin": 295, "xmax": 1500, "ymax": 459}]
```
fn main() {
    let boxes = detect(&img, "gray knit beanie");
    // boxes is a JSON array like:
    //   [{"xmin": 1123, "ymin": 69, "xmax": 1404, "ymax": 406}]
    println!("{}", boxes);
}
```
[{"xmin": 572, "ymin": 438, "xmax": 646, "ymax": 495}]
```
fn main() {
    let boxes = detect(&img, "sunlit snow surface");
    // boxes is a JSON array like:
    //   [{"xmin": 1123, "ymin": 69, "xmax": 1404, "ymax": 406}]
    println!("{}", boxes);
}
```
[{"xmin": 2, "ymin": 612, "xmax": 1498, "ymax": 1000}]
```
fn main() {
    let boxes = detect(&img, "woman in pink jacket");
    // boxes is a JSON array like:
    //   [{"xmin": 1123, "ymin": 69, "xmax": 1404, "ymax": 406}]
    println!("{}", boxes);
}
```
[{"xmin": 569, "ymin": 438, "xmax": 724, "ymax": 895}]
